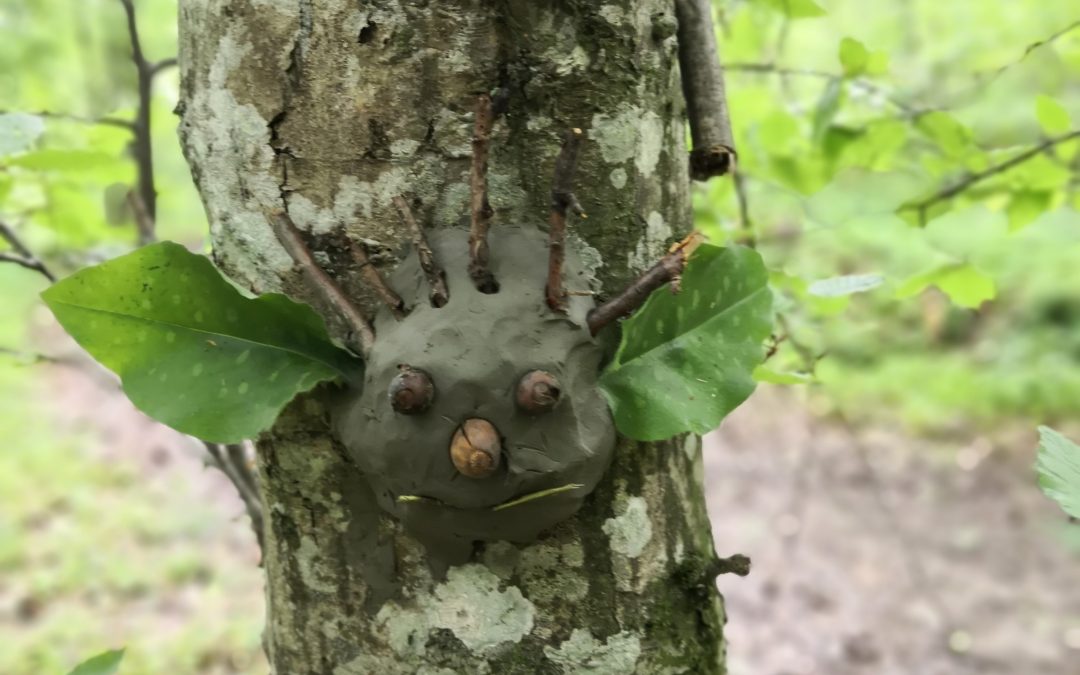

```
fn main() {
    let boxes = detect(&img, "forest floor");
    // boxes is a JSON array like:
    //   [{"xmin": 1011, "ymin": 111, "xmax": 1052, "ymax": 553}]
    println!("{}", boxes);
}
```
[{"xmin": 4, "ymin": 346, "xmax": 1079, "ymax": 674}]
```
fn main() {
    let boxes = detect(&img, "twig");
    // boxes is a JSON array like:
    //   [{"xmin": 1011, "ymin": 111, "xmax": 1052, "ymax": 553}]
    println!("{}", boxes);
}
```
[
  {"xmin": 125, "ymin": 190, "xmax": 154, "ymax": 246},
  {"xmin": 468, "ymin": 93, "xmax": 498, "ymax": 293},
  {"xmin": 587, "ymin": 232, "xmax": 705, "ymax": 336},
  {"xmin": 675, "ymin": 0, "xmax": 737, "ymax": 180},
  {"xmin": 906, "ymin": 129, "xmax": 1080, "ymax": 224},
  {"xmin": 0, "ymin": 220, "xmax": 55, "ymax": 282},
  {"xmin": 961, "ymin": 19, "xmax": 1080, "ymax": 102},
  {"xmin": 348, "ymin": 239, "xmax": 405, "ymax": 319},
  {"xmin": 0, "ymin": 109, "xmax": 135, "ymax": 131},
  {"xmin": 724, "ymin": 62, "xmax": 920, "ymax": 115},
  {"xmin": 393, "ymin": 196, "xmax": 449, "ymax": 308},
  {"xmin": 117, "ymin": 0, "xmax": 159, "ymax": 234},
  {"xmin": 733, "ymin": 171, "xmax": 755, "ymax": 247},
  {"xmin": 776, "ymin": 314, "xmax": 824, "ymax": 375},
  {"xmin": 204, "ymin": 441, "xmax": 265, "ymax": 553},
  {"xmin": 546, "ymin": 128, "xmax": 584, "ymax": 312},
  {"xmin": 266, "ymin": 210, "xmax": 376, "ymax": 356}
]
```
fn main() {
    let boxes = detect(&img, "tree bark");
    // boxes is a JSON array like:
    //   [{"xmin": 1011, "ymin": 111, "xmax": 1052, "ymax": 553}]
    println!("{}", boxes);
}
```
[{"xmin": 178, "ymin": 1, "xmax": 727, "ymax": 672}]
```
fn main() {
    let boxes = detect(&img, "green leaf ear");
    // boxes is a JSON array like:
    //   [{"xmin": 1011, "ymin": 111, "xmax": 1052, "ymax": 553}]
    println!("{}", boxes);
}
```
[
  {"xmin": 42, "ymin": 242, "xmax": 362, "ymax": 443},
  {"xmin": 598, "ymin": 245, "xmax": 773, "ymax": 441}
]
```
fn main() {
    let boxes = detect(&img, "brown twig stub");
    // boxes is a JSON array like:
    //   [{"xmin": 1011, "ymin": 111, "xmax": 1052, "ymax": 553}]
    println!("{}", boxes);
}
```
[
  {"xmin": 468, "ymin": 93, "xmax": 499, "ymax": 293},
  {"xmin": 587, "ymin": 232, "xmax": 705, "ymax": 336},
  {"xmin": 266, "ymin": 210, "xmax": 376, "ymax": 356},
  {"xmin": 675, "ymin": 0, "xmax": 737, "ymax": 180},
  {"xmin": 0, "ymin": 220, "xmax": 56, "ymax": 282},
  {"xmin": 393, "ymin": 196, "xmax": 449, "ymax": 308},
  {"xmin": 204, "ymin": 441, "xmax": 265, "ymax": 554},
  {"xmin": 546, "ymin": 128, "xmax": 585, "ymax": 312},
  {"xmin": 348, "ymin": 239, "xmax": 405, "ymax": 319}
]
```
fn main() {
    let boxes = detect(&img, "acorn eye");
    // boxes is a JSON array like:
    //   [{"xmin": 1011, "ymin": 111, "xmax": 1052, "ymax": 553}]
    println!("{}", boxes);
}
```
[
  {"xmin": 515, "ymin": 370, "xmax": 561, "ymax": 414},
  {"xmin": 389, "ymin": 365, "xmax": 434, "ymax": 414}
]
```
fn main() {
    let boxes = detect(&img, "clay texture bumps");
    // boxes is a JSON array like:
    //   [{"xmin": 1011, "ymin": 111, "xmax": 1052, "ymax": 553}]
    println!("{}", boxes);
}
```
[{"xmin": 335, "ymin": 226, "xmax": 616, "ymax": 550}]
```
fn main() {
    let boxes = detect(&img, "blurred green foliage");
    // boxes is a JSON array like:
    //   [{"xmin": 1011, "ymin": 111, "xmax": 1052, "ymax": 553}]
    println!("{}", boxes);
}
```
[{"xmin": 1, "ymin": 0, "xmax": 1079, "ymax": 672}]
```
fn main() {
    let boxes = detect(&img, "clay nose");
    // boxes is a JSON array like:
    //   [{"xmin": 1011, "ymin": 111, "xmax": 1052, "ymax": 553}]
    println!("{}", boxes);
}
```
[{"xmin": 450, "ymin": 418, "xmax": 502, "ymax": 478}]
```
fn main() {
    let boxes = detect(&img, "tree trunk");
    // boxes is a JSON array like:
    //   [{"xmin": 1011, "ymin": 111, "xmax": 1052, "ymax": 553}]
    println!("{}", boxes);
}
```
[{"xmin": 178, "ymin": 1, "xmax": 727, "ymax": 672}]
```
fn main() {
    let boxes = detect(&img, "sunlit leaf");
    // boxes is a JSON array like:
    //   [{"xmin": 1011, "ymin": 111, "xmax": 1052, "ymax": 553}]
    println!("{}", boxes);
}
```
[
  {"xmin": 599, "ymin": 246, "xmax": 773, "ymax": 441},
  {"xmin": 812, "ymin": 78, "xmax": 844, "ymax": 143},
  {"xmin": 0, "ymin": 112, "xmax": 44, "ymax": 155},
  {"xmin": 1035, "ymin": 95, "xmax": 1072, "ymax": 135},
  {"xmin": 42, "ymin": 242, "xmax": 361, "ymax": 442},
  {"xmin": 896, "ymin": 263, "xmax": 996, "ymax": 308},
  {"xmin": 67, "ymin": 649, "xmax": 125, "ymax": 675},
  {"xmin": 808, "ymin": 274, "xmax": 884, "ymax": 297},
  {"xmin": 839, "ymin": 37, "xmax": 869, "ymax": 77},
  {"xmin": 1035, "ymin": 426, "xmax": 1080, "ymax": 519},
  {"xmin": 1006, "ymin": 190, "xmax": 1054, "ymax": 231},
  {"xmin": 916, "ymin": 112, "xmax": 973, "ymax": 159},
  {"xmin": 757, "ymin": 0, "xmax": 826, "ymax": 18}
]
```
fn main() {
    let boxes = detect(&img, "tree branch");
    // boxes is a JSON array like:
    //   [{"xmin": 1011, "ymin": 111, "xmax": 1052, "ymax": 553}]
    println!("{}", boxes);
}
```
[
  {"xmin": 393, "ymin": 196, "xmax": 449, "ymax": 308},
  {"xmin": 348, "ymin": 238, "xmax": 405, "ymax": 319},
  {"xmin": 587, "ymin": 232, "xmax": 705, "ymax": 336},
  {"xmin": 675, "ymin": 0, "xmax": 736, "ymax": 180},
  {"xmin": 546, "ymin": 128, "xmax": 584, "ymax": 312},
  {"xmin": 468, "ymin": 93, "xmax": 498, "ymax": 293},
  {"xmin": 906, "ymin": 129, "xmax": 1080, "ymax": 223},
  {"xmin": 0, "ymin": 220, "xmax": 55, "ymax": 282},
  {"xmin": 266, "ymin": 210, "xmax": 376, "ymax": 356},
  {"xmin": 117, "ymin": 0, "xmax": 159, "ymax": 235},
  {"xmin": 204, "ymin": 441, "xmax": 265, "ymax": 554},
  {"xmin": 724, "ymin": 62, "xmax": 920, "ymax": 115}
]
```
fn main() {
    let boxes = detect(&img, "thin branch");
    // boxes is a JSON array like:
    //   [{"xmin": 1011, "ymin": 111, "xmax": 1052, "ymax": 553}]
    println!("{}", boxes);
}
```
[
  {"xmin": 963, "ymin": 20, "xmax": 1080, "ymax": 99},
  {"xmin": 117, "ymin": 0, "xmax": 158, "ymax": 233},
  {"xmin": 149, "ymin": 57, "xmax": 178, "ymax": 77},
  {"xmin": 204, "ymin": 441, "xmax": 265, "ymax": 554},
  {"xmin": 733, "ymin": 171, "xmax": 755, "ymax": 247},
  {"xmin": 348, "ymin": 239, "xmax": 405, "ymax": 319},
  {"xmin": 675, "ymin": 0, "xmax": 737, "ymax": 180},
  {"xmin": 546, "ymin": 128, "xmax": 584, "ymax": 312},
  {"xmin": 393, "ymin": 196, "xmax": 449, "ymax": 308},
  {"xmin": 266, "ymin": 210, "xmax": 376, "ymax": 356},
  {"xmin": 724, "ymin": 62, "xmax": 920, "ymax": 115},
  {"xmin": 0, "ymin": 109, "xmax": 135, "ymax": 131},
  {"xmin": 0, "ymin": 221, "xmax": 55, "ymax": 282},
  {"xmin": 126, "ymin": 190, "xmax": 154, "ymax": 246},
  {"xmin": 906, "ymin": 129, "xmax": 1080, "ymax": 223},
  {"xmin": 587, "ymin": 232, "xmax": 705, "ymax": 336},
  {"xmin": 467, "ymin": 93, "xmax": 499, "ymax": 293}
]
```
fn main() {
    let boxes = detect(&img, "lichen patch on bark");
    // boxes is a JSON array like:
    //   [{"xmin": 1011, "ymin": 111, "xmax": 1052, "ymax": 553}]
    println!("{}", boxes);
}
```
[{"xmin": 544, "ymin": 628, "xmax": 643, "ymax": 674}]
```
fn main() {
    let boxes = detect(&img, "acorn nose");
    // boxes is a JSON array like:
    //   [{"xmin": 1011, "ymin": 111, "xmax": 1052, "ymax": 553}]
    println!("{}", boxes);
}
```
[{"xmin": 450, "ymin": 418, "xmax": 502, "ymax": 478}]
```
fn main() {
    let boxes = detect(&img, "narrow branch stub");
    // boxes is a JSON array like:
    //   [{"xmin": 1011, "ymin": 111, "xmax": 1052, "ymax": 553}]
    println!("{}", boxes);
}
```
[
  {"xmin": 393, "ymin": 195, "xmax": 449, "ymax": 308},
  {"xmin": 587, "ymin": 232, "xmax": 705, "ymax": 336},
  {"xmin": 545, "ymin": 128, "xmax": 585, "ymax": 313},
  {"xmin": 349, "ymin": 239, "xmax": 406, "ymax": 319},
  {"xmin": 468, "ymin": 93, "xmax": 498, "ymax": 294},
  {"xmin": 266, "ymin": 209, "xmax": 376, "ymax": 356},
  {"xmin": 675, "ymin": 0, "xmax": 737, "ymax": 180}
]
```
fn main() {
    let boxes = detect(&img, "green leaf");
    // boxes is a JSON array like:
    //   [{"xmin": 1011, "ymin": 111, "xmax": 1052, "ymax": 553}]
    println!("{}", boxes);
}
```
[
  {"xmin": 1035, "ymin": 426, "xmax": 1080, "ymax": 519},
  {"xmin": 7, "ymin": 149, "xmax": 127, "ymax": 173},
  {"xmin": 758, "ymin": 0, "xmax": 827, "ymax": 18},
  {"xmin": 599, "ymin": 245, "xmax": 773, "ymax": 441},
  {"xmin": 42, "ymin": 242, "xmax": 361, "ymax": 442},
  {"xmin": 838, "ymin": 37, "xmax": 869, "ymax": 76},
  {"xmin": 1035, "ymin": 95, "xmax": 1072, "ymax": 135},
  {"xmin": 0, "ymin": 112, "xmax": 44, "ymax": 155},
  {"xmin": 753, "ymin": 365, "xmax": 814, "ymax": 385},
  {"xmin": 1006, "ymin": 190, "xmax": 1054, "ymax": 231},
  {"xmin": 916, "ymin": 112, "xmax": 972, "ymax": 159},
  {"xmin": 807, "ymin": 274, "xmax": 883, "ymax": 297},
  {"xmin": 67, "ymin": 649, "xmax": 125, "ymax": 675},
  {"xmin": 896, "ymin": 263, "xmax": 996, "ymax": 308}
]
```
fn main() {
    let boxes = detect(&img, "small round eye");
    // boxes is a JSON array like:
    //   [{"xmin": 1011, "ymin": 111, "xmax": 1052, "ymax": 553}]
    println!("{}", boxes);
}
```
[
  {"xmin": 389, "ymin": 365, "xmax": 434, "ymax": 414},
  {"xmin": 515, "ymin": 370, "xmax": 561, "ymax": 414}
]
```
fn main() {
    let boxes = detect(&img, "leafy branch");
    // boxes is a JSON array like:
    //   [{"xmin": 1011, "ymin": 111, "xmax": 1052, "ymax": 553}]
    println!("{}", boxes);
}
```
[{"xmin": 906, "ymin": 129, "xmax": 1080, "ymax": 223}]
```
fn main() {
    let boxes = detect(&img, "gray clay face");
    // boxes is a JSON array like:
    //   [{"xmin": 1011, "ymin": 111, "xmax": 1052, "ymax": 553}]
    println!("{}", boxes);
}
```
[{"xmin": 334, "ymin": 226, "xmax": 616, "ymax": 547}]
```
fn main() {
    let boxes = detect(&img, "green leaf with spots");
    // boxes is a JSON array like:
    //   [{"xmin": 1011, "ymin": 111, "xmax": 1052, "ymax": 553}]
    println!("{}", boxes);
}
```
[
  {"xmin": 1035, "ymin": 426, "xmax": 1080, "ymax": 519},
  {"xmin": 42, "ymin": 242, "xmax": 361, "ymax": 443},
  {"xmin": 67, "ymin": 649, "xmax": 125, "ymax": 675},
  {"xmin": 599, "ymin": 245, "xmax": 773, "ymax": 441}
]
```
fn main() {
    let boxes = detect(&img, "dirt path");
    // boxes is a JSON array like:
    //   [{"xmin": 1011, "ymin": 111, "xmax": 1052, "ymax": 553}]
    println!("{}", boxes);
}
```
[{"xmin": 707, "ymin": 388, "xmax": 1080, "ymax": 675}]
